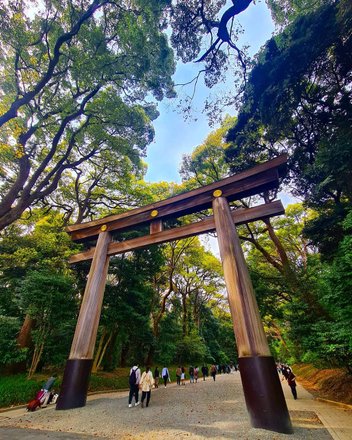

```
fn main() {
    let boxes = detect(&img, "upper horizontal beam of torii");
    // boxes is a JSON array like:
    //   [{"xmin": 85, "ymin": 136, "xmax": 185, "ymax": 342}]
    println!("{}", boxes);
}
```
[
  {"xmin": 69, "ymin": 200, "xmax": 285, "ymax": 263},
  {"xmin": 66, "ymin": 154, "xmax": 287, "ymax": 243}
]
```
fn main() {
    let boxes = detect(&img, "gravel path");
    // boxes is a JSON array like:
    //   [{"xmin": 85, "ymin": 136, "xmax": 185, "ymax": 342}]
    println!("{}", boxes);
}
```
[{"xmin": 0, "ymin": 373, "xmax": 337, "ymax": 439}]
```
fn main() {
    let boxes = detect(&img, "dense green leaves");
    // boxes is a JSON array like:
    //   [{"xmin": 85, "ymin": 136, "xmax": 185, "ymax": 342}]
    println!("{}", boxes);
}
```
[
  {"xmin": 0, "ymin": 0, "xmax": 176, "ymax": 229},
  {"xmin": 226, "ymin": 0, "xmax": 352, "ymax": 258}
]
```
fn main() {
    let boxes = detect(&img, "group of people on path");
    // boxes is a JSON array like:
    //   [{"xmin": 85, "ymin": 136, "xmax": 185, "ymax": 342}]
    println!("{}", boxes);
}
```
[
  {"xmin": 128, "ymin": 362, "xmax": 238, "ymax": 408},
  {"xmin": 128, "ymin": 365, "xmax": 171, "ymax": 408},
  {"xmin": 128, "ymin": 365, "xmax": 154, "ymax": 408},
  {"xmin": 128, "ymin": 361, "xmax": 297, "ymax": 409}
]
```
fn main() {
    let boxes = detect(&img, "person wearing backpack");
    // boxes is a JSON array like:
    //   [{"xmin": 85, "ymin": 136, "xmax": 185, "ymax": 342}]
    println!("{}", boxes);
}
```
[{"xmin": 128, "ymin": 364, "xmax": 141, "ymax": 407}]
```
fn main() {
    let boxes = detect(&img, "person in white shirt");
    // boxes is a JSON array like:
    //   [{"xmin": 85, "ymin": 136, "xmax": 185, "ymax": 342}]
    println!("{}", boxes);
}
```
[
  {"xmin": 161, "ymin": 366, "xmax": 170, "ymax": 388},
  {"xmin": 128, "ymin": 364, "xmax": 141, "ymax": 407}
]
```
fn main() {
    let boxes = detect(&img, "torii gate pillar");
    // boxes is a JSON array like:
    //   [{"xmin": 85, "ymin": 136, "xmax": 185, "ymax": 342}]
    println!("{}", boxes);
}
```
[
  {"xmin": 213, "ymin": 196, "xmax": 292, "ymax": 434},
  {"xmin": 56, "ymin": 231, "xmax": 112, "ymax": 409}
]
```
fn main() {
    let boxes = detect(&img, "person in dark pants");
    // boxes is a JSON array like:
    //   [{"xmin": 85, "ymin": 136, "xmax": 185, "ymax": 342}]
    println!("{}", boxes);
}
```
[
  {"xmin": 140, "ymin": 366, "xmax": 154, "ymax": 408},
  {"xmin": 176, "ymin": 366, "xmax": 182, "ymax": 385},
  {"xmin": 189, "ymin": 366, "xmax": 194, "ymax": 383},
  {"xmin": 161, "ymin": 365, "xmax": 170, "ymax": 387},
  {"xmin": 281, "ymin": 365, "xmax": 298, "ymax": 400},
  {"xmin": 201, "ymin": 365, "xmax": 207, "ymax": 381},
  {"xmin": 210, "ymin": 364, "xmax": 217, "ymax": 381},
  {"xmin": 128, "ymin": 364, "xmax": 141, "ymax": 407},
  {"xmin": 287, "ymin": 369, "xmax": 298, "ymax": 400},
  {"xmin": 154, "ymin": 366, "xmax": 160, "ymax": 388}
]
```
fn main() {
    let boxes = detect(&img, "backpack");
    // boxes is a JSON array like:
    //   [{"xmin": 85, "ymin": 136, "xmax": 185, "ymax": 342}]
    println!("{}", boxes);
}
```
[
  {"xmin": 35, "ymin": 389, "xmax": 46, "ymax": 403},
  {"xmin": 27, "ymin": 399, "xmax": 41, "ymax": 412},
  {"xmin": 129, "ymin": 368, "xmax": 137, "ymax": 386}
]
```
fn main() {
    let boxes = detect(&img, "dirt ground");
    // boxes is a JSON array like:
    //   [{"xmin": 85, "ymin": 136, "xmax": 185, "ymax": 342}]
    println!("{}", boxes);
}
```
[
  {"xmin": 0, "ymin": 372, "xmax": 339, "ymax": 440},
  {"xmin": 293, "ymin": 364, "xmax": 352, "ymax": 405}
]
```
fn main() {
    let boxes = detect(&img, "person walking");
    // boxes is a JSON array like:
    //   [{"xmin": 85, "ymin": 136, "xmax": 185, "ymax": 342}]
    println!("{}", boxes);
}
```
[
  {"xmin": 194, "ymin": 366, "xmax": 199, "ymax": 383},
  {"xmin": 210, "ymin": 364, "xmax": 217, "ymax": 381},
  {"xmin": 181, "ymin": 366, "xmax": 186, "ymax": 385},
  {"xmin": 201, "ymin": 365, "xmax": 207, "ymax": 381},
  {"xmin": 162, "ymin": 365, "xmax": 170, "ymax": 387},
  {"xmin": 283, "ymin": 366, "xmax": 298, "ymax": 400},
  {"xmin": 128, "ymin": 364, "xmax": 141, "ymax": 407},
  {"xmin": 140, "ymin": 366, "xmax": 154, "ymax": 408},
  {"xmin": 189, "ymin": 366, "xmax": 194, "ymax": 383},
  {"xmin": 154, "ymin": 366, "xmax": 160, "ymax": 388},
  {"xmin": 176, "ymin": 366, "xmax": 182, "ymax": 386}
]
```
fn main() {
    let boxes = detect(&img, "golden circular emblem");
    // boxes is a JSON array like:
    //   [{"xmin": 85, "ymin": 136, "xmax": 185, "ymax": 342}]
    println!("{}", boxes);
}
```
[
  {"xmin": 100, "ymin": 224, "xmax": 107, "ymax": 231},
  {"xmin": 213, "ymin": 189, "xmax": 223, "ymax": 198},
  {"xmin": 150, "ymin": 209, "xmax": 159, "ymax": 217}
]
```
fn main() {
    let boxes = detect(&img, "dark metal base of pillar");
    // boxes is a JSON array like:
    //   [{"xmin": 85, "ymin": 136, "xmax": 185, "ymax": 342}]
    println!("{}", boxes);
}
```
[
  {"xmin": 238, "ymin": 356, "xmax": 293, "ymax": 434},
  {"xmin": 56, "ymin": 358, "xmax": 93, "ymax": 410}
]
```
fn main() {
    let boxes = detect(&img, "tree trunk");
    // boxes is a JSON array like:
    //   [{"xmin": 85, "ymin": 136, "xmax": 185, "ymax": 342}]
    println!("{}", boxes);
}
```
[
  {"xmin": 182, "ymin": 293, "xmax": 188, "ymax": 337},
  {"xmin": 145, "ymin": 345, "xmax": 154, "ymax": 366},
  {"xmin": 17, "ymin": 314, "xmax": 34, "ymax": 348},
  {"xmin": 92, "ymin": 328, "xmax": 107, "ymax": 373},
  {"xmin": 27, "ymin": 341, "xmax": 44, "ymax": 379},
  {"xmin": 103, "ymin": 330, "xmax": 118, "ymax": 371},
  {"xmin": 120, "ymin": 344, "xmax": 129, "ymax": 367},
  {"xmin": 96, "ymin": 332, "xmax": 112, "ymax": 371}
]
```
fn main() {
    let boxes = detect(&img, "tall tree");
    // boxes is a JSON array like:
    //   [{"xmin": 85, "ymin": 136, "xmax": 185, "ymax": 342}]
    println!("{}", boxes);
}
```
[
  {"xmin": 0, "ymin": 210, "xmax": 79, "ymax": 373},
  {"xmin": 226, "ymin": 0, "xmax": 352, "ymax": 258},
  {"xmin": 0, "ymin": 0, "xmax": 175, "ymax": 229}
]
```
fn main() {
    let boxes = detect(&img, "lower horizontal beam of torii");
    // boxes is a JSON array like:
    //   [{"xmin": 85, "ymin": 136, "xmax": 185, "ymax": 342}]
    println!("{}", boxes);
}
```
[{"xmin": 69, "ymin": 200, "xmax": 284, "ymax": 263}]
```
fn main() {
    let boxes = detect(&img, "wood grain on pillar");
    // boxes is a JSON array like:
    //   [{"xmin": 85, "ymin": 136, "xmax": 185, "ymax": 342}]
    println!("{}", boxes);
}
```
[
  {"xmin": 69, "ymin": 231, "xmax": 112, "ymax": 359},
  {"xmin": 212, "ymin": 197, "xmax": 270, "ymax": 357}
]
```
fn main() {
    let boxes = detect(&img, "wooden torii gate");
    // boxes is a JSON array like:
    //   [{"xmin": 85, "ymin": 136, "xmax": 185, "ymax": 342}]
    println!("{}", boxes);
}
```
[{"xmin": 56, "ymin": 155, "xmax": 292, "ymax": 434}]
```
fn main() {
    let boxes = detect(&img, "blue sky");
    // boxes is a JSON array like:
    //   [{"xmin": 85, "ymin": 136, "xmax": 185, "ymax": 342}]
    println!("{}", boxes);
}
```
[{"xmin": 145, "ymin": 1, "xmax": 275, "ymax": 183}]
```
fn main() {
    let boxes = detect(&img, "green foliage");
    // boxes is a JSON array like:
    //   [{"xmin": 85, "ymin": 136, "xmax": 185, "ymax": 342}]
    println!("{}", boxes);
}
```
[
  {"xmin": 0, "ymin": 317, "xmax": 27, "ymax": 367},
  {"xmin": 0, "ymin": 370, "xmax": 130, "ymax": 408},
  {"xmin": 20, "ymin": 270, "xmax": 77, "ymax": 368},
  {"xmin": 226, "ymin": 0, "xmax": 352, "ymax": 259},
  {"xmin": 88, "ymin": 373, "xmax": 129, "ymax": 392},
  {"xmin": 100, "ymin": 243, "xmax": 164, "ymax": 368},
  {"xmin": 312, "ymin": 212, "xmax": 352, "ymax": 372},
  {"xmin": 156, "ymin": 313, "xmax": 182, "ymax": 366},
  {"xmin": 0, "ymin": 211, "xmax": 79, "ymax": 373},
  {"xmin": 0, "ymin": 374, "xmax": 40, "ymax": 408},
  {"xmin": 180, "ymin": 115, "xmax": 236, "ymax": 187},
  {"xmin": 175, "ymin": 329, "xmax": 208, "ymax": 364},
  {"xmin": 267, "ymin": 0, "xmax": 330, "ymax": 27},
  {"xmin": 0, "ymin": 0, "xmax": 176, "ymax": 229}
]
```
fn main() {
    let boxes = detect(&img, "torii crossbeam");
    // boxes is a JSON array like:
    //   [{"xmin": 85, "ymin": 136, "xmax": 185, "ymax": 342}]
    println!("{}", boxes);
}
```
[{"xmin": 56, "ymin": 155, "xmax": 292, "ymax": 434}]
